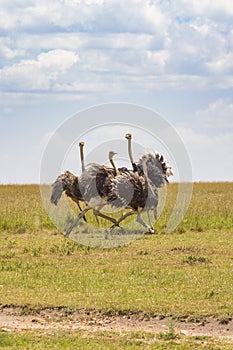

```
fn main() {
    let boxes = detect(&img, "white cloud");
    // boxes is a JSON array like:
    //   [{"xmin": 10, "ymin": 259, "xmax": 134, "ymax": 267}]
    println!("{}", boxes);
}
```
[
  {"xmin": 0, "ymin": 0, "xmax": 169, "ymax": 34},
  {"xmin": 176, "ymin": 0, "xmax": 233, "ymax": 18},
  {"xmin": 0, "ymin": 0, "xmax": 233, "ymax": 99},
  {"xmin": 206, "ymin": 53, "xmax": 233, "ymax": 74},
  {"xmin": 178, "ymin": 99, "xmax": 233, "ymax": 139},
  {"xmin": 0, "ymin": 37, "xmax": 25, "ymax": 63},
  {"xmin": 0, "ymin": 49, "xmax": 79, "ymax": 90},
  {"xmin": 1, "ymin": 0, "xmax": 233, "ymax": 183},
  {"xmin": 193, "ymin": 99, "xmax": 233, "ymax": 132},
  {"xmin": 16, "ymin": 32, "xmax": 164, "ymax": 52}
]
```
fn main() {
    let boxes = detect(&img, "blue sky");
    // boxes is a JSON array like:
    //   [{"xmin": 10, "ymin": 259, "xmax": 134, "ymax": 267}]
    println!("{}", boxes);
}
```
[{"xmin": 1, "ymin": 0, "xmax": 233, "ymax": 183}]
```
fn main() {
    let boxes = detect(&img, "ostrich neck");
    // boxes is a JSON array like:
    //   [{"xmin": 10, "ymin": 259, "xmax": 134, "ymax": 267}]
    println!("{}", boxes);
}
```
[
  {"xmin": 110, "ymin": 159, "xmax": 119, "ymax": 176},
  {"xmin": 128, "ymin": 139, "xmax": 138, "ymax": 172},
  {"xmin": 128, "ymin": 139, "xmax": 134, "ymax": 165},
  {"xmin": 79, "ymin": 146, "xmax": 85, "ymax": 173}
]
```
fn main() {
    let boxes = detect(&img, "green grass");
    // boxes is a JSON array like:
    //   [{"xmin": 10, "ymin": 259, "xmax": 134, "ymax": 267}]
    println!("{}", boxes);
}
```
[
  {"xmin": 0, "ymin": 229, "xmax": 233, "ymax": 316},
  {"xmin": 1, "ymin": 183, "xmax": 233, "ymax": 348},
  {"xmin": 0, "ymin": 183, "xmax": 233, "ymax": 317},
  {"xmin": 0, "ymin": 185, "xmax": 54, "ymax": 233},
  {"xmin": 0, "ymin": 330, "xmax": 233, "ymax": 350},
  {"xmin": 1, "ymin": 182, "xmax": 233, "ymax": 234}
]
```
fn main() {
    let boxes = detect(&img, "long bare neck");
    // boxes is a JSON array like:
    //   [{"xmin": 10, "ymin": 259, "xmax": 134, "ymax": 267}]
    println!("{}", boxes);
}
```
[
  {"xmin": 127, "ymin": 138, "xmax": 138, "ymax": 172},
  {"xmin": 128, "ymin": 137, "xmax": 134, "ymax": 165},
  {"xmin": 79, "ymin": 143, "xmax": 85, "ymax": 173},
  {"xmin": 109, "ymin": 155, "xmax": 119, "ymax": 176}
]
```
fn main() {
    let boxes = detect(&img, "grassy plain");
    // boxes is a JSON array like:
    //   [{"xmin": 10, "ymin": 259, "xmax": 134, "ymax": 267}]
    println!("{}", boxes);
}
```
[
  {"xmin": 0, "ymin": 182, "xmax": 233, "ymax": 348},
  {"xmin": 1, "ymin": 329, "xmax": 233, "ymax": 350}
]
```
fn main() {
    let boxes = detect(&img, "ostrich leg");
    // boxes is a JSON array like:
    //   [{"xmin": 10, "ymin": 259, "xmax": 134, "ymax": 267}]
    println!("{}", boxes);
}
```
[
  {"xmin": 77, "ymin": 202, "xmax": 87, "ymax": 222},
  {"xmin": 105, "ymin": 210, "xmax": 136, "ymax": 239},
  {"xmin": 146, "ymin": 210, "xmax": 152, "ymax": 228},
  {"xmin": 136, "ymin": 214, "xmax": 154, "ymax": 234},
  {"xmin": 105, "ymin": 210, "xmax": 155, "ymax": 239},
  {"xmin": 65, "ymin": 206, "xmax": 92, "ymax": 237},
  {"xmin": 93, "ymin": 209, "xmax": 118, "ymax": 224},
  {"xmin": 146, "ymin": 207, "xmax": 158, "ymax": 229},
  {"xmin": 65, "ymin": 207, "xmax": 118, "ymax": 238}
]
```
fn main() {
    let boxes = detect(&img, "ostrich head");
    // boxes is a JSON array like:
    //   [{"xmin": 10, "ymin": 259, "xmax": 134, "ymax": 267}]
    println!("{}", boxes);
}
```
[
  {"xmin": 109, "ymin": 151, "xmax": 117, "ymax": 160},
  {"xmin": 125, "ymin": 133, "xmax": 132, "ymax": 140}
]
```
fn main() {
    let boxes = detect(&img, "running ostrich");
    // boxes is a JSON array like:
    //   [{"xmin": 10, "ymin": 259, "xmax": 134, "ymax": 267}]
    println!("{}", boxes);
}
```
[
  {"xmin": 136, "ymin": 145, "xmax": 173, "ymax": 226},
  {"xmin": 51, "ymin": 142, "xmax": 118, "ymax": 237},
  {"xmin": 105, "ymin": 134, "xmax": 173, "ymax": 236},
  {"xmin": 65, "ymin": 149, "xmax": 137, "ymax": 237},
  {"xmin": 64, "ymin": 150, "xmax": 122, "ymax": 237},
  {"xmin": 125, "ymin": 133, "xmax": 159, "ymax": 225},
  {"xmin": 69, "ymin": 142, "xmax": 162, "ymax": 237},
  {"xmin": 50, "ymin": 141, "xmax": 90, "ymax": 221},
  {"xmin": 50, "ymin": 142, "xmax": 86, "ymax": 207},
  {"xmin": 104, "ymin": 152, "xmax": 155, "ymax": 237}
]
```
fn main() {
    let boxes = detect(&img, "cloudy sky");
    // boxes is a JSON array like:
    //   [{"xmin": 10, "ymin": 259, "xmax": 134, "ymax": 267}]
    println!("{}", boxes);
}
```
[{"xmin": 1, "ymin": 0, "xmax": 233, "ymax": 183}]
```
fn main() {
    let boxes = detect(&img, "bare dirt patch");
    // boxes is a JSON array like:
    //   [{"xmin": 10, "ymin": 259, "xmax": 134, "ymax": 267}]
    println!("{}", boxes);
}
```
[{"xmin": 0, "ymin": 305, "xmax": 233, "ymax": 339}]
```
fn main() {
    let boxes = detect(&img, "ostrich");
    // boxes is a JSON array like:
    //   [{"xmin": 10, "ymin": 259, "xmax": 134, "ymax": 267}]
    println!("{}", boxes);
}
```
[
  {"xmin": 74, "ymin": 145, "xmax": 156, "ymax": 238},
  {"xmin": 50, "ymin": 143, "xmax": 118, "ymax": 238},
  {"xmin": 50, "ymin": 141, "xmax": 88, "ymax": 210},
  {"xmin": 105, "ymin": 152, "xmax": 155, "ymax": 237},
  {"xmin": 64, "ymin": 150, "xmax": 121, "ymax": 237},
  {"xmin": 105, "ymin": 135, "xmax": 173, "ymax": 236},
  {"xmin": 124, "ymin": 133, "xmax": 158, "ymax": 227},
  {"xmin": 50, "ymin": 141, "xmax": 90, "ymax": 222},
  {"xmin": 136, "ymin": 151, "xmax": 173, "ymax": 228}
]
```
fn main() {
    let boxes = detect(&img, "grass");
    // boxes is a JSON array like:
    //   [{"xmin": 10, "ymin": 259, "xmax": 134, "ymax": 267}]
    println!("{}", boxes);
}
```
[
  {"xmin": 0, "ymin": 185, "xmax": 54, "ymax": 233},
  {"xmin": 0, "ymin": 229, "xmax": 233, "ymax": 316},
  {"xmin": 1, "ymin": 182, "xmax": 233, "ymax": 234},
  {"xmin": 1, "ymin": 330, "xmax": 233, "ymax": 350},
  {"xmin": 0, "ymin": 183, "xmax": 233, "ymax": 348},
  {"xmin": 157, "ymin": 318, "xmax": 177, "ymax": 341},
  {"xmin": 0, "ymin": 183, "xmax": 233, "ymax": 316}
]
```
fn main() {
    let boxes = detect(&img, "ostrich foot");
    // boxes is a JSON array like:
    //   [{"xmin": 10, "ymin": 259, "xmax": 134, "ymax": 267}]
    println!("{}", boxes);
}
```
[
  {"xmin": 144, "ymin": 225, "xmax": 155, "ymax": 234},
  {"xmin": 116, "ymin": 227, "xmax": 126, "ymax": 235}
]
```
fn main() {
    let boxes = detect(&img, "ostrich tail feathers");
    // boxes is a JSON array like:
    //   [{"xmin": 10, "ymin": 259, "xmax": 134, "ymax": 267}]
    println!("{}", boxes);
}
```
[
  {"xmin": 50, "ymin": 170, "xmax": 82, "ymax": 205},
  {"xmin": 137, "ymin": 152, "xmax": 173, "ymax": 187},
  {"xmin": 50, "ymin": 178, "xmax": 64, "ymax": 205}
]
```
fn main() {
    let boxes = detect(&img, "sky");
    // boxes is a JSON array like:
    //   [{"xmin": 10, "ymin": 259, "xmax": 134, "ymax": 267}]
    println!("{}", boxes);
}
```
[{"xmin": 1, "ymin": 0, "xmax": 233, "ymax": 183}]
